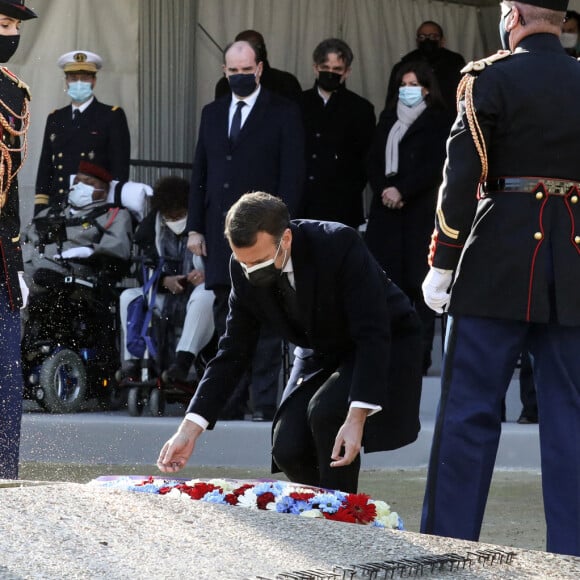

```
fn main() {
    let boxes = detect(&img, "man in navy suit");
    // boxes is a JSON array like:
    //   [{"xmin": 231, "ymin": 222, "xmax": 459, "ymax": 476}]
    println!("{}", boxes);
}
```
[
  {"xmin": 34, "ymin": 50, "xmax": 130, "ymax": 214},
  {"xmin": 159, "ymin": 192, "xmax": 422, "ymax": 492},
  {"xmin": 186, "ymin": 40, "xmax": 305, "ymax": 421}
]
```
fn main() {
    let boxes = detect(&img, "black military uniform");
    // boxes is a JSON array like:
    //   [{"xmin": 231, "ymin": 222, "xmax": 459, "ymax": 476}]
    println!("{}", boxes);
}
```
[
  {"xmin": 300, "ymin": 83, "xmax": 375, "ymax": 228},
  {"xmin": 421, "ymin": 0, "xmax": 580, "ymax": 558},
  {"xmin": 34, "ymin": 51, "xmax": 130, "ymax": 213},
  {"xmin": 0, "ymin": 0, "xmax": 37, "ymax": 480}
]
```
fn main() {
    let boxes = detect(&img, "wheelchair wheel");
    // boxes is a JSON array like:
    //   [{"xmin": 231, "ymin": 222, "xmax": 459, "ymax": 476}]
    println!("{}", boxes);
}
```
[
  {"xmin": 38, "ymin": 349, "xmax": 88, "ymax": 414},
  {"xmin": 127, "ymin": 386, "xmax": 145, "ymax": 417},
  {"xmin": 149, "ymin": 388, "xmax": 166, "ymax": 417}
]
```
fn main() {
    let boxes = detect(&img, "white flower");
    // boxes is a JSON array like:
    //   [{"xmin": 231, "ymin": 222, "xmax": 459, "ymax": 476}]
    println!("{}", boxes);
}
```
[
  {"xmin": 206, "ymin": 478, "xmax": 236, "ymax": 493},
  {"xmin": 300, "ymin": 509, "xmax": 323, "ymax": 519},
  {"xmin": 237, "ymin": 489, "xmax": 258, "ymax": 509}
]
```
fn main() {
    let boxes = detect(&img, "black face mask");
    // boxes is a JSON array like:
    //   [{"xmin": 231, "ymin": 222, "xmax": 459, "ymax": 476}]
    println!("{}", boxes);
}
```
[
  {"xmin": 242, "ymin": 242, "xmax": 285, "ymax": 287},
  {"xmin": 499, "ymin": 9, "xmax": 512, "ymax": 50},
  {"xmin": 417, "ymin": 39, "xmax": 440, "ymax": 57},
  {"xmin": 317, "ymin": 71, "xmax": 342, "ymax": 92},
  {"xmin": 0, "ymin": 35, "xmax": 19, "ymax": 63},
  {"xmin": 228, "ymin": 73, "xmax": 257, "ymax": 98}
]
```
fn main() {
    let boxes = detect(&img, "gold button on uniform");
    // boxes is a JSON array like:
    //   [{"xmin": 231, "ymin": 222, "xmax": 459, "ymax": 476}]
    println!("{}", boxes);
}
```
[
  {"xmin": 571, "ymin": 196, "xmax": 578, "ymax": 204},
  {"xmin": 535, "ymin": 192, "xmax": 543, "ymax": 200},
  {"xmin": 534, "ymin": 232, "xmax": 543, "ymax": 240},
  {"xmin": 575, "ymin": 236, "xmax": 580, "ymax": 244}
]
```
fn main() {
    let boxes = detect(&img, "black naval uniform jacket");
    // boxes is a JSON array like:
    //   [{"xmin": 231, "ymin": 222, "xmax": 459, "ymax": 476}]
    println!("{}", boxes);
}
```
[
  {"xmin": 430, "ymin": 34, "xmax": 580, "ymax": 325},
  {"xmin": 300, "ymin": 84, "xmax": 376, "ymax": 228},
  {"xmin": 187, "ymin": 220, "xmax": 422, "ymax": 455},
  {"xmin": 0, "ymin": 68, "xmax": 30, "ymax": 310},
  {"xmin": 35, "ymin": 98, "xmax": 130, "ymax": 213}
]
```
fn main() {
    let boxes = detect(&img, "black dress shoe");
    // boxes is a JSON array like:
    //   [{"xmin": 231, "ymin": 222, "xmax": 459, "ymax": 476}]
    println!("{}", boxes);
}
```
[
  {"xmin": 252, "ymin": 408, "xmax": 275, "ymax": 422},
  {"xmin": 517, "ymin": 414, "xmax": 538, "ymax": 424},
  {"xmin": 161, "ymin": 363, "xmax": 189, "ymax": 384}
]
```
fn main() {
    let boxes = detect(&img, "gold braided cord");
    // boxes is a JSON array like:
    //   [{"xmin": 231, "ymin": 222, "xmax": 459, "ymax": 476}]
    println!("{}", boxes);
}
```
[
  {"xmin": 457, "ymin": 74, "xmax": 488, "ymax": 182},
  {"xmin": 0, "ymin": 96, "xmax": 30, "ymax": 211}
]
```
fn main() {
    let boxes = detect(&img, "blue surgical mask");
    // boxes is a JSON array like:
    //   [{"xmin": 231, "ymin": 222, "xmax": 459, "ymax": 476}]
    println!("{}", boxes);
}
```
[
  {"xmin": 67, "ymin": 80, "xmax": 93, "ymax": 103},
  {"xmin": 68, "ymin": 182, "xmax": 96, "ymax": 208},
  {"xmin": 399, "ymin": 86, "xmax": 424, "ymax": 108}
]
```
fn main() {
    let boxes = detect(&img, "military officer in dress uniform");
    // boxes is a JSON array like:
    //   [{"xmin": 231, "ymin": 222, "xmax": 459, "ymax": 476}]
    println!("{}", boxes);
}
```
[
  {"xmin": 421, "ymin": 0, "xmax": 580, "ymax": 557},
  {"xmin": 0, "ymin": 0, "xmax": 37, "ymax": 479},
  {"xmin": 34, "ymin": 50, "xmax": 131, "ymax": 214}
]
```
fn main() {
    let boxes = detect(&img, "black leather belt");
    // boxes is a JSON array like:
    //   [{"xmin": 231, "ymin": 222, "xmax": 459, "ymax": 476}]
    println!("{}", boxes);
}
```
[{"xmin": 482, "ymin": 177, "xmax": 580, "ymax": 196}]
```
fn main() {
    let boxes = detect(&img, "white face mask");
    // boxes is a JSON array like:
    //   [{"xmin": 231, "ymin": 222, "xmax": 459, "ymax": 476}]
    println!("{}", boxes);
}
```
[
  {"xmin": 165, "ymin": 216, "xmax": 187, "ymax": 235},
  {"xmin": 561, "ymin": 32, "xmax": 578, "ymax": 49},
  {"xmin": 68, "ymin": 182, "xmax": 95, "ymax": 208}
]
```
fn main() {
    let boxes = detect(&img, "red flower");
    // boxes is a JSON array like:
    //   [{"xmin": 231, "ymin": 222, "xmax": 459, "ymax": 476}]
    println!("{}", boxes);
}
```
[
  {"xmin": 343, "ymin": 493, "xmax": 377, "ymax": 524},
  {"xmin": 158, "ymin": 486, "xmax": 173, "ymax": 495},
  {"xmin": 324, "ymin": 506, "xmax": 357, "ymax": 523},
  {"xmin": 177, "ymin": 482, "xmax": 221, "ymax": 500},
  {"xmin": 233, "ymin": 484, "xmax": 254, "ymax": 496},
  {"xmin": 136, "ymin": 476, "xmax": 155, "ymax": 486},
  {"xmin": 289, "ymin": 492, "xmax": 315, "ymax": 501},
  {"xmin": 257, "ymin": 492, "xmax": 275, "ymax": 510},
  {"xmin": 224, "ymin": 493, "xmax": 239, "ymax": 505}
]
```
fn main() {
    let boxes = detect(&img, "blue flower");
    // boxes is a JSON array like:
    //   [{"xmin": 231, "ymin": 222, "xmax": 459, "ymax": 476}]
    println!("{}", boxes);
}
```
[
  {"xmin": 129, "ymin": 484, "xmax": 160, "ymax": 493},
  {"xmin": 200, "ymin": 490, "xmax": 227, "ymax": 504},
  {"xmin": 310, "ymin": 493, "xmax": 342, "ymax": 514},
  {"xmin": 275, "ymin": 496, "xmax": 296, "ymax": 513},
  {"xmin": 288, "ymin": 500, "xmax": 311, "ymax": 515}
]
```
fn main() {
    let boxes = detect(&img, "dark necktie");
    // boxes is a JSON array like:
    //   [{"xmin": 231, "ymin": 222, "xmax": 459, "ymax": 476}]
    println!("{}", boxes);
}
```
[
  {"xmin": 229, "ymin": 101, "xmax": 245, "ymax": 144},
  {"xmin": 73, "ymin": 109, "xmax": 81, "ymax": 125},
  {"xmin": 276, "ymin": 272, "xmax": 304, "ymax": 332}
]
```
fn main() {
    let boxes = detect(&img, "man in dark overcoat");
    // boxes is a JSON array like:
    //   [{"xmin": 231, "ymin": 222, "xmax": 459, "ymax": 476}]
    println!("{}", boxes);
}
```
[
  {"xmin": 187, "ymin": 40, "xmax": 305, "ymax": 421},
  {"xmin": 159, "ymin": 192, "xmax": 422, "ymax": 493},
  {"xmin": 300, "ymin": 38, "xmax": 375, "ymax": 228},
  {"xmin": 34, "ymin": 50, "xmax": 130, "ymax": 214},
  {"xmin": 421, "ymin": 0, "xmax": 580, "ymax": 557}
]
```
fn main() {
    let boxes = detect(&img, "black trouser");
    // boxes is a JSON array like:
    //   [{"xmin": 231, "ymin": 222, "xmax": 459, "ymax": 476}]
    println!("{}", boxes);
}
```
[
  {"xmin": 272, "ymin": 353, "xmax": 360, "ymax": 493},
  {"xmin": 213, "ymin": 285, "xmax": 281, "ymax": 416}
]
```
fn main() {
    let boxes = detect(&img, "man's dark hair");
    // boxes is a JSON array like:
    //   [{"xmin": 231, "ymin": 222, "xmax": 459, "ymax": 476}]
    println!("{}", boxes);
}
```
[
  {"xmin": 225, "ymin": 192, "xmax": 290, "ymax": 248},
  {"xmin": 223, "ymin": 39, "xmax": 260, "ymax": 65},
  {"xmin": 151, "ymin": 176, "xmax": 189, "ymax": 214},
  {"xmin": 312, "ymin": 38, "xmax": 354, "ymax": 68},
  {"xmin": 388, "ymin": 60, "xmax": 446, "ymax": 110},
  {"xmin": 235, "ymin": 29, "xmax": 268, "ymax": 63},
  {"xmin": 417, "ymin": 21, "xmax": 445, "ymax": 38},
  {"xmin": 565, "ymin": 9, "xmax": 580, "ymax": 26}
]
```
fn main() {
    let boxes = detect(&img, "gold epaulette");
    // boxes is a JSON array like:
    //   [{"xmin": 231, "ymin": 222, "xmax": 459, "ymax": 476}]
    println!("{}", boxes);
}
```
[
  {"xmin": 454, "ymin": 50, "xmax": 511, "ymax": 184},
  {"xmin": 0, "ymin": 66, "xmax": 31, "ymax": 100},
  {"xmin": 461, "ymin": 50, "xmax": 511, "ymax": 74}
]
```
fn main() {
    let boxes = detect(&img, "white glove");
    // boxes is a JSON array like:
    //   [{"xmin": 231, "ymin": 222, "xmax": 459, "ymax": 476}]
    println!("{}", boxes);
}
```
[
  {"xmin": 422, "ymin": 268, "xmax": 453, "ymax": 313},
  {"xmin": 18, "ymin": 271, "xmax": 28, "ymax": 309},
  {"xmin": 59, "ymin": 246, "xmax": 95, "ymax": 259}
]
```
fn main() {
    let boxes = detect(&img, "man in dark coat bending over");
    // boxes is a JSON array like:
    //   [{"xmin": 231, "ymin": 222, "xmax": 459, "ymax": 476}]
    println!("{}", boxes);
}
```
[{"xmin": 158, "ymin": 192, "xmax": 422, "ymax": 492}]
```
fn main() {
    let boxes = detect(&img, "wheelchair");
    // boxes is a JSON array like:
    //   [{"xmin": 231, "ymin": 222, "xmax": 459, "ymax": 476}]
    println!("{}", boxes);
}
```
[
  {"xmin": 21, "ymin": 215, "xmax": 129, "ymax": 414},
  {"xmin": 118, "ymin": 259, "xmax": 218, "ymax": 418}
]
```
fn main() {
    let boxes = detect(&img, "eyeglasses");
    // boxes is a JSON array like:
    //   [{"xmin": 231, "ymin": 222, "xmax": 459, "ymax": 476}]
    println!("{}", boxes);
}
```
[{"xmin": 417, "ymin": 33, "xmax": 441, "ymax": 41}]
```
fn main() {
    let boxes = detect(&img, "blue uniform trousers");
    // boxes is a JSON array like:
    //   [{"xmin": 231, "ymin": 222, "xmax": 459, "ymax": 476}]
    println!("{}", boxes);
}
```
[
  {"xmin": 0, "ymin": 287, "xmax": 23, "ymax": 479},
  {"xmin": 421, "ymin": 315, "xmax": 580, "ymax": 556}
]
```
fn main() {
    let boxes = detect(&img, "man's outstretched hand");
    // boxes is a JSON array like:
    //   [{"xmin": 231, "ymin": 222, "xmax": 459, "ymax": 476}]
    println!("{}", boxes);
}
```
[
  {"xmin": 157, "ymin": 419, "xmax": 204, "ymax": 473},
  {"xmin": 330, "ymin": 407, "xmax": 370, "ymax": 468}
]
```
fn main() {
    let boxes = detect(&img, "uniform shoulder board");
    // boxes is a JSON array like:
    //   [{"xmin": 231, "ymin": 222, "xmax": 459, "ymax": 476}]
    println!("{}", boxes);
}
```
[
  {"xmin": 461, "ymin": 50, "xmax": 511, "ymax": 74},
  {"xmin": 111, "ymin": 106, "xmax": 120, "ymax": 111},
  {"xmin": 0, "ymin": 66, "xmax": 31, "ymax": 99}
]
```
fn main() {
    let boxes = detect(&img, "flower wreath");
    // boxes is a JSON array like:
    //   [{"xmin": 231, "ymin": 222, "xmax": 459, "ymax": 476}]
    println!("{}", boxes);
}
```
[{"xmin": 91, "ymin": 476, "xmax": 404, "ymax": 530}]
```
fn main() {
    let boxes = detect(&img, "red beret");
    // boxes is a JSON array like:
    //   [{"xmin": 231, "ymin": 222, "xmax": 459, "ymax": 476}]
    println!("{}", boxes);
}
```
[{"xmin": 77, "ymin": 161, "xmax": 113, "ymax": 184}]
